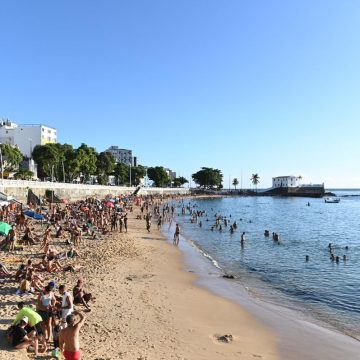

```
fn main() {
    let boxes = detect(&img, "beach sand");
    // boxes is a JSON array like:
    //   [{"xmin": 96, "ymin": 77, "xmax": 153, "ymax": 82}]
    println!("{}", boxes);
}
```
[{"xmin": 0, "ymin": 207, "xmax": 279, "ymax": 360}]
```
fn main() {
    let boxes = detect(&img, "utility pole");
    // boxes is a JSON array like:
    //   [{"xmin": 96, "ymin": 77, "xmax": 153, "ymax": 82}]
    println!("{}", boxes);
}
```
[{"xmin": 129, "ymin": 161, "xmax": 132, "ymax": 187}]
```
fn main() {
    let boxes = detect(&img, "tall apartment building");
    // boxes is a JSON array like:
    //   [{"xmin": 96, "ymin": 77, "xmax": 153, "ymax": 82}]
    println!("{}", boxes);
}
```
[
  {"xmin": 106, "ymin": 145, "xmax": 133, "ymax": 165},
  {"xmin": 0, "ymin": 119, "xmax": 57, "ymax": 157}
]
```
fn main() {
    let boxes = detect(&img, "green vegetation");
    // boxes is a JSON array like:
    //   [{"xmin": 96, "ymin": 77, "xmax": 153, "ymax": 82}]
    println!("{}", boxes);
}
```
[
  {"xmin": 250, "ymin": 173, "xmax": 260, "ymax": 192},
  {"xmin": 192, "ymin": 167, "xmax": 223, "ymax": 189},
  {"xmin": 232, "ymin": 178, "xmax": 239, "ymax": 190},
  {"xmin": 173, "ymin": 176, "xmax": 188, "ymax": 188},
  {"xmin": 0, "ymin": 144, "xmax": 23, "ymax": 171},
  {"xmin": 147, "ymin": 166, "xmax": 171, "ymax": 187}
]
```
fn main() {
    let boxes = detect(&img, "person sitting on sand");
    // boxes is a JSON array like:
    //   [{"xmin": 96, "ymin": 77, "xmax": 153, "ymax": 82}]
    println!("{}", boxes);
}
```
[
  {"xmin": 73, "ymin": 279, "xmax": 92, "ymax": 311},
  {"xmin": 59, "ymin": 311, "xmax": 85, "ymax": 360},
  {"xmin": 0, "ymin": 262, "xmax": 11, "ymax": 277},
  {"xmin": 11, "ymin": 316, "xmax": 40, "ymax": 355},
  {"xmin": 13, "ymin": 301, "xmax": 47, "ymax": 353},
  {"xmin": 21, "ymin": 225, "xmax": 38, "ymax": 245},
  {"xmin": 15, "ymin": 264, "xmax": 27, "ymax": 282}
]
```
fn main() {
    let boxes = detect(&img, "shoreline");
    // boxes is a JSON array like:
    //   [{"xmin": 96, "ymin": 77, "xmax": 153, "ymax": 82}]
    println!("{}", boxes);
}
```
[
  {"xmin": 0, "ymin": 203, "xmax": 279, "ymax": 360},
  {"xmin": 79, "ymin": 209, "xmax": 280, "ymax": 359},
  {"xmin": 0, "ymin": 196, "xmax": 359, "ymax": 359},
  {"xmin": 165, "ymin": 211, "xmax": 360, "ymax": 360}
]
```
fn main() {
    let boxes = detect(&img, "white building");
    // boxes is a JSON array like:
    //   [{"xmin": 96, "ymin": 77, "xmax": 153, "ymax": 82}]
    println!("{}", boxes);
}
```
[
  {"xmin": 0, "ymin": 119, "xmax": 57, "ymax": 157},
  {"xmin": 272, "ymin": 175, "xmax": 299, "ymax": 188},
  {"xmin": 106, "ymin": 146, "xmax": 133, "ymax": 165}
]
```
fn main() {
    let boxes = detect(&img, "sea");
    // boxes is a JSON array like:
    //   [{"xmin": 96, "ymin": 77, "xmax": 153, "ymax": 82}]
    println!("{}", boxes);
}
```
[{"xmin": 164, "ymin": 189, "xmax": 360, "ymax": 340}]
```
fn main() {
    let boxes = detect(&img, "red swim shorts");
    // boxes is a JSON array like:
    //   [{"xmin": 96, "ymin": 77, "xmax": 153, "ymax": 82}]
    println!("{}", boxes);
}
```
[{"xmin": 63, "ymin": 350, "xmax": 82, "ymax": 360}]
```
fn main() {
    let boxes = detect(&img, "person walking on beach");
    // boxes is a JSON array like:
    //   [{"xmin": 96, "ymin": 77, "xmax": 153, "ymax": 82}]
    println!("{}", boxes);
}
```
[
  {"xmin": 59, "ymin": 311, "xmax": 85, "ymax": 360},
  {"xmin": 173, "ymin": 223, "xmax": 180, "ymax": 246}
]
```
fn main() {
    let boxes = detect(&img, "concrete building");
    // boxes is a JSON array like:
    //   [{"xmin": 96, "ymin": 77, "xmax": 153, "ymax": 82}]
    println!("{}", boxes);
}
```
[
  {"xmin": 165, "ymin": 168, "xmax": 177, "ymax": 181},
  {"xmin": 272, "ymin": 176, "xmax": 299, "ymax": 188},
  {"xmin": 106, "ymin": 146, "xmax": 133, "ymax": 165},
  {"xmin": 0, "ymin": 119, "xmax": 57, "ymax": 158}
]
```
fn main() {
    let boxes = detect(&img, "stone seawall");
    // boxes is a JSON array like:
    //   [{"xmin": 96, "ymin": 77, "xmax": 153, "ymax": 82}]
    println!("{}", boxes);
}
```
[{"xmin": 0, "ymin": 180, "xmax": 190, "ymax": 203}]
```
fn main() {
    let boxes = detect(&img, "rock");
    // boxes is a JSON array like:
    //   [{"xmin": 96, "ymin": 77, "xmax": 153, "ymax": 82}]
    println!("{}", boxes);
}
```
[
  {"xmin": 222, "ymin": 274, "xmax": 235, "ymax": 279},
  {"xmin": 217, "ymin": 334, "xmax": 233, "ymax": 343}
]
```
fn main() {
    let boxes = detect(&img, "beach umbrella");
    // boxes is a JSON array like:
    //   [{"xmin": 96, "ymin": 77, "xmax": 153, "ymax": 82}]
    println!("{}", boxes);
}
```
[
  {"xmin": 0, "ymin": 222, "xmax": 11, "ymax": 236},
  {"xmin": 105, "ymin": 201, "xmax": 115, "ymax": 208},
  {"xmin": 24, "ymin": 210, "xmax": 44, "ymax": 220}
]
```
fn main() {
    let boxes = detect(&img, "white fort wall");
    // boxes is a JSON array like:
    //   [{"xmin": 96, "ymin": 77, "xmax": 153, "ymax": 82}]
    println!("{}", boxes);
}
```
[{"xmin": 0, "ymin": 180, "xmax": 190, "ymax": 203}]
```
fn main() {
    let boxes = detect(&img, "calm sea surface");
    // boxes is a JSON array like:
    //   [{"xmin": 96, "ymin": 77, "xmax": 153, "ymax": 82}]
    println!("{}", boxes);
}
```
[{"xmin": 171, "ymin": 190, "xmax": 360, "ymax": 339}]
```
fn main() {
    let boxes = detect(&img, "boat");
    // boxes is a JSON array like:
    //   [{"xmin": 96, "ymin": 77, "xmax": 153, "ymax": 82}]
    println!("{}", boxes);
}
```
[{"xmin": 324, "ymin": 197, "xmax": 340, "ymax": 203}]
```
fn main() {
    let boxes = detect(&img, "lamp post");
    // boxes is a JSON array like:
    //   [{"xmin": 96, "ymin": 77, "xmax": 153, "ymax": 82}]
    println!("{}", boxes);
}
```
[{"xmin": 129, "ymin": 161, "xmax": 132, "ymax": 187}]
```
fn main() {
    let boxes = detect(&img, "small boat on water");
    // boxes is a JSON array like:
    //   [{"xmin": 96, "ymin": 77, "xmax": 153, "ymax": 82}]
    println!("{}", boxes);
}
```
[{"xmin": 324, "ymin": 197, "xmax": 340, "ymax": 203}]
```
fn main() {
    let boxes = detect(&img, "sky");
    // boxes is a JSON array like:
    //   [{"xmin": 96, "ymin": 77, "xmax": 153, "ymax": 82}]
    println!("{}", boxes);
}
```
[{"xmin": 0, "ymin": 1, "xmax": 359, "ymax": 188}]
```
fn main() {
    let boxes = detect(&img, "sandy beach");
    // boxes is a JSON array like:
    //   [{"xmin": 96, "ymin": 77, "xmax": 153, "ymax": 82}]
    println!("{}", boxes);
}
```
[{"xmin": 0, "ymin": 203, "xmax": 279, "ymax": 360}]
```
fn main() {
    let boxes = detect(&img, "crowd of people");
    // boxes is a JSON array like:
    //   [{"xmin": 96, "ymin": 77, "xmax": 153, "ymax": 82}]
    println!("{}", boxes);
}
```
[
  {"xmin": 0, "ymin": 195, "xmax": 138, "ymax": 359},
  {"xmin": 0, "ymin": 192, "xmax": 186, "ymax": 359}
]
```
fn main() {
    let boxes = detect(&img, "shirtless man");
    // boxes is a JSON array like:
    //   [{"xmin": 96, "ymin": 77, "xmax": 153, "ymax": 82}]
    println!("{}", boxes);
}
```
[{"xmin": 59, "ymin": 311, "xmax": 85, "ymax": 360}]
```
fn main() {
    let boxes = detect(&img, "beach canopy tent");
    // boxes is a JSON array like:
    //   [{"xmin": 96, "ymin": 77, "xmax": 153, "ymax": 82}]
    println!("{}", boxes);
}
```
[
  {"xmin": 0, "ymin": 222, "xmax": 11, "ymax": 236},
  {"xmin": 24, "ymin": 210, "xmax": 44, "ymax": 220}
]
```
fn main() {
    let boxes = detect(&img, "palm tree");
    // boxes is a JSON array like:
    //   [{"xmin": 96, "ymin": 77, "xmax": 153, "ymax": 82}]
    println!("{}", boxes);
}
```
[
  {"xmin": 232, "ymin": 178, "xmax": 239, "ymax": 190},
  {"xmin": 250, "ymin": 173, "xmax": 260, "ymax": 192}
]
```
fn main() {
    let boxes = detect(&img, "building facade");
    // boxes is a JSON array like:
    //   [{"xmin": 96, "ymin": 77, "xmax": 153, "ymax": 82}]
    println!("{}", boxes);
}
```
[
  {"xmin": 0, "ymin": 119, "xmax": 57, "ymax": 157},
  {"xmin": 272, "ymin": 176, "xmax": 299, "ymax": 188},
  {"xmin": 106, "ymin": 146, "xmax": 133, "ymax": 165}
]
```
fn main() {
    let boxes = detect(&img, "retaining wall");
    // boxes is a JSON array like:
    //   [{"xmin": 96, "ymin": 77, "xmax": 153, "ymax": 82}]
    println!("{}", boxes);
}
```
[{"xmin": 0, "ymin": 180, "xmax": 190, "ymax": 203}]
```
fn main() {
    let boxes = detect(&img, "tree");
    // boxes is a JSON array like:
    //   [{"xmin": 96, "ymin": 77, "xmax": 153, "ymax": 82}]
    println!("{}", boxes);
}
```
[
  {"xmin": 131, "ymin": 165, "xmax": 146, "ymax": 186},
  {"xmin": 61, "ymin": 144, "xmax": 79, "ymax": 182},
  {"xmin": 147, "ymin": 166, "xmax": 171, "ymax": 187},
  {"xmin": 13, "ymin": 169, "xmax": 34, "ymax": 180},
  {"xmin": 0, "ymin": 144, "xmax": 23, "ymax": 172},
  {"xmin": 32, "ymin": 144, "xmax": 60, "ymax": 179},
  {"xmin": 113, "ymin": 163, "xmax": 129, "ymax": 185},
  {"xmin": 76, "ymin": 143, "xmax": 97, "ymax": 183},
  {"xmin": 96, "ymin": 151, "xmax": 116, "ymax": 185},
  {"xmin": 192, "ymin": 167, "xmax": 223, "ymax": 189},
  {"xmin": 250, "ymin": 173, "xmax": 260, "ymax": 192},
  {"xmin": 232, "ymin": 178, "xmax": 239, "ymax": 190},
  {"xmin": 173, "ymin": 176, "xmax": 188, "ymax": 188}
]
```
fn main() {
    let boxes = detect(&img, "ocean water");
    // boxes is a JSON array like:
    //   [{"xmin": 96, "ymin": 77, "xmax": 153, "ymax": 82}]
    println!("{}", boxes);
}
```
[{"xmin": 170, "ymin": 190, "xmax": 360, "ymax": 339}]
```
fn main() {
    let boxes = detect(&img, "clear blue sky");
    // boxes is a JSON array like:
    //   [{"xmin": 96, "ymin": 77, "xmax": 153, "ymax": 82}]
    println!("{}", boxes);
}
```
[{"xmin": 1, "ymin": 1, "xmax": 359, "ymax": 188}]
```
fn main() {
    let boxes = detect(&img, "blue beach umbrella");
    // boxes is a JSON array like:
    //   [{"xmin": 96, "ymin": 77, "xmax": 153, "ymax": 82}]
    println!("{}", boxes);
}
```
[
  {"xmin": 24, "ymin": 210, "xmax": 44, "ymax": 220},
  {"xmin": 0, "ymin": 222, "xmax": 12, "ymax": 236}
]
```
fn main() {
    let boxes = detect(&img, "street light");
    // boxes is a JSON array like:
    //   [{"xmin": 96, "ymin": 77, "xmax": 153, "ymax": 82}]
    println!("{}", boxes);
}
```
[{"xmin": 129, "ymin": 161, "xmax": 132, "ymax": 187}]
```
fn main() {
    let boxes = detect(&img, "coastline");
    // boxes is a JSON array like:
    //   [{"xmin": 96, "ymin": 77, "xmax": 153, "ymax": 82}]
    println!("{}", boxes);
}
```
[
  {"xmin": 1, "ymin": 199, "xmax": 359, "ymax": 359},
  {"xmin": 79, "ymin": 209, "xmax": 280, "ymax": 359},
  {"xmin": 168, "ymin": 215, "xmax": 360, "ymax": 360},
  {"xmin": 0, "ymin": 204, "xmax": 279, "ymax": 360}
]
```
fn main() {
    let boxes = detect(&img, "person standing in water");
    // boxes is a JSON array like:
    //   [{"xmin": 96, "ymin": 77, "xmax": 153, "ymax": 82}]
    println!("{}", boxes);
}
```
[{"xmin": 173, "ymin": 223, "xmax": 180, "ymax": 246}]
